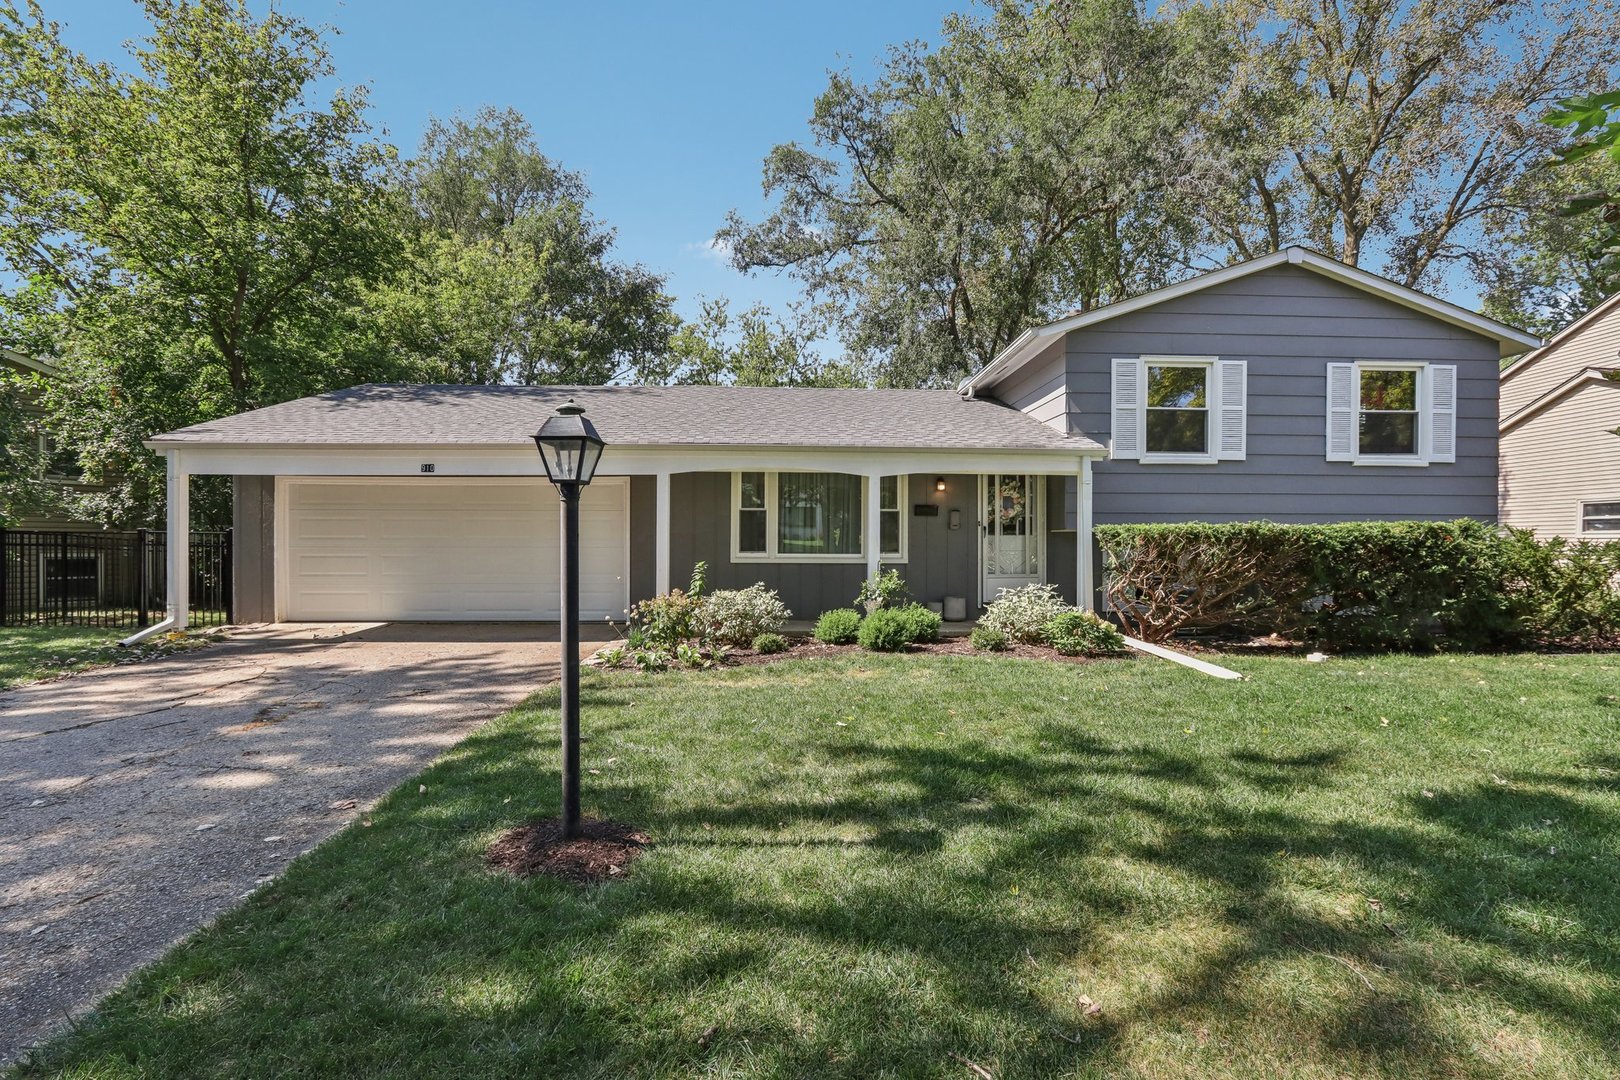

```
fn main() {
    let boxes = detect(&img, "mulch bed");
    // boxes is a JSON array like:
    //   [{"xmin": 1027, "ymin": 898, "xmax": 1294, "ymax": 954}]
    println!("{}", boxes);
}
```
[
  {"xmin": 723, "ymin": 637, "xmax": 1123, "ymax": 667},
  {"xmin": 485, "ymin": 818, "xmax": 649, "ymax": 884}
]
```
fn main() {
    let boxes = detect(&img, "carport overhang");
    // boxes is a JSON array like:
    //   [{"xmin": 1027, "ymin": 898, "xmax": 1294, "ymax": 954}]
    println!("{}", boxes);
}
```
[{"xmin": 130, "ymin": 438, "xmax": 1105, "ymax": 641}]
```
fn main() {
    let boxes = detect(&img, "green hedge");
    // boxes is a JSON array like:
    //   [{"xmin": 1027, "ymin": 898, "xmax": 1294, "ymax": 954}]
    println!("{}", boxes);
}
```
[{"xmin": 1095, "ymin": 520, "xmax": 1620, "ymax": 649}]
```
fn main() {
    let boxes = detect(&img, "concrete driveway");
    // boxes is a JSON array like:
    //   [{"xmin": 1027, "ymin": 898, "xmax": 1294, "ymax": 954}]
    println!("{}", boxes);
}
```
[{"xmin": 0, "ymin": 622, "xmax": 611, "ymax": 1067}]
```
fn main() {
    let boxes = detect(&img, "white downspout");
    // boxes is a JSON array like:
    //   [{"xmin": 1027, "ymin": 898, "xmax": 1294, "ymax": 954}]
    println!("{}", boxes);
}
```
[{"xmin": 120, "ymin": 449, "xmax": 190, "ymax": 646}]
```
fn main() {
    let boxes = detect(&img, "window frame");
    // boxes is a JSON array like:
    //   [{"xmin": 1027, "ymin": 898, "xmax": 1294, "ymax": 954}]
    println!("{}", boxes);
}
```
[
  {"xmin": 1350, "ymin": 360, "xmax": 1429, "ymax": 467},
  {"xmin": 1578, "ymin": 499, "xmax": 1620, "ymax": 537},
  {"xmin": 730, "ymin": 471, "xmax": 908, "ymax": 564},
  {"xmin": 1140, "ymin": 355, "xmax": 1219, "ymax": 465}
]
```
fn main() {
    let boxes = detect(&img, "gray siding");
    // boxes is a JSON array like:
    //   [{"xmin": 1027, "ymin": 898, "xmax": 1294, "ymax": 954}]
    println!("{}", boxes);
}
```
[
  {"xmin": 232, "ymin": 475, "xmax": 275, "ymax": 623},
  {"xmin": 627, "ymin": 475, "xmax": 656, "ymax": 606},
  {"xmin": 1053, "ymin": 263, "xmax": 1502, "ymax": 524},
  {"xmin": 667, "ymin": 471, "xmax": 982, "ymax": 619}
]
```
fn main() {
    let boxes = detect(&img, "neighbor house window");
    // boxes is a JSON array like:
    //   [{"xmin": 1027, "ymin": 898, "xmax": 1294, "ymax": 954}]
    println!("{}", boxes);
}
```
[
  {"xmin": 731, "ymin": 472, "xmax": 907, "ymax": 562},
  {"xmin": 1581, "ymin": 501, "xmax": 1620, "ymax": 535},
  {"xmin": 1358, "ymin": 367, "xmax": 1420, "ymax": 456},
  {"xmin": 1144, "ymin": 360, "xmax": 1211, "ymax": 458}
]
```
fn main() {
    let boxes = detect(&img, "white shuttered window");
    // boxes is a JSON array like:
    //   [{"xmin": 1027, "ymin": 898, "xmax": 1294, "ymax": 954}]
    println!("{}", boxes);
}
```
[
  {"xmin": 1111, "ymin": 356, "xmax": 1246, "ymax": 464},
  {"xmin": 1326, "ymin": 361, "xmax": 1457, "ymax": 465}
]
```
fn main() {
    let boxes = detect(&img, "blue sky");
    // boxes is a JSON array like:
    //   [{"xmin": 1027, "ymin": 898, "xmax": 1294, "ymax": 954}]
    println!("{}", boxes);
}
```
[{"xmin": 46, "ymin": 0, "xmax": 965, "ymax": 322}]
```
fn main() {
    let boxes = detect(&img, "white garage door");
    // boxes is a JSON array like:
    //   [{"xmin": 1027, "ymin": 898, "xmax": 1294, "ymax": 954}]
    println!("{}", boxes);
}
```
[{"xmin": 281, "ymin": 479, "xmax": 629, "ymax": 621}]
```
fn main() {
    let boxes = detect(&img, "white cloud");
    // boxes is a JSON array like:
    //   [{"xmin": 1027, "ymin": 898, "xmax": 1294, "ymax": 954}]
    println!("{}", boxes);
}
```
[{"xmin": 685, "ymin": 237, "xmax": 734, "ymax": 265}]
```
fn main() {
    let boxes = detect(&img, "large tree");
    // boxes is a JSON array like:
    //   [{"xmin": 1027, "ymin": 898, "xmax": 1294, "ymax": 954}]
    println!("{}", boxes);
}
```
[
  {"xmin": 347, "ymin": 108, "xmax": 677, "ymax": 385},
  {"xmin": 1540, "ymin": 89, "xmax": 1620, "ymax": 298},
  {"xmin": 651, "ymin": 298, "xmax": 868, "ymax": 387},
  {"xmin": 0, "ymin": 0, "xmax": 405, "ymax": 526},
  {"xmin": 718, "ymin": 0, "xmax": 1223, "ymax": 386},
  {"xmin": 1187, "ymin": 0, "xmax": 1620, "ymax": 291}
]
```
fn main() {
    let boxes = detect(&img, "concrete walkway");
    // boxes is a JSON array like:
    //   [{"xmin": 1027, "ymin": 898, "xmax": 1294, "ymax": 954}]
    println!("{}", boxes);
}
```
[{"xmin": 0, "ymin": 622, "xmax": 610, "ymax": 1067}]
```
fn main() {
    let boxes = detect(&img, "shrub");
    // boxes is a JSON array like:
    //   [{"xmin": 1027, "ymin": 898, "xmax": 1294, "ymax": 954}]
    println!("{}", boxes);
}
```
[
  {"xmin": 752, "ymin": 632, "xmax": 789, "ymax": 654},
  {"xmin": 1095, "ymin": 521, "xmax": 1620, "ymax": 649},
  {"xmin": 855, "ymin": 569, "xmax": 910, "ymax": 614},
  {"xmin": 980, "ymin": 584, "xmax": 1072, "ymax": 644},
  {"xmin": 1043, "ymin": 610, "xmax": 1126, "ymax": 655},
  {"xmin": 892, "ymin": 603, "xmax": 941, "ymax": 644},
  {"xmin": 628, "ymin": 561, "xmax": 708, "ymax": 646},
  {"xmin": 969, "ymin": 625, "xmax": 1009, "ymax": 651},
  {"xmin": 594, "ymin": 645, "xmax": 627, "ymax": 668},
  {"xmin": 857, "ymin": 607, "xmax": 915, "ymax": 651},
  {"xmin": 696, "ymin": 584, "xmax": 791, "ymax": 647},
  {"xmin": 814, "ymin": 608, "xmax": 862, "ymax": 644}
]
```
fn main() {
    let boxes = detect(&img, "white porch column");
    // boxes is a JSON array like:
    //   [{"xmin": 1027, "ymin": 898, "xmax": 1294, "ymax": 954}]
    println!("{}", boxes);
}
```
[
  {"xmin": 865, "ymin": 472, "xmax": 883, "ymax": 581},
  {"xmin": 654, "ymin": 470, "xmax": 671, "ymax": 595},
  {"xmin": 167, "ymin": 449, "xmax": 191, "ymax": 628},
  {"xmin": 1076, "ymin": 456, "xmax": 1095, "ymax": 611}
]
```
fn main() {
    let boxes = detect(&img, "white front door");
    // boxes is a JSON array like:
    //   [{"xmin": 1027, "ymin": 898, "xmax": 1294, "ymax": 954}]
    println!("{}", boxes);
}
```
[{"xmin": 980, "ymin": 474, "xmax": 1044, "ymax": 605}]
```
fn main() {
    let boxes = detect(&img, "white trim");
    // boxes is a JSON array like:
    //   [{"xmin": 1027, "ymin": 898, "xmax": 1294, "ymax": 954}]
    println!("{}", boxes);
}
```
[
  {"xmin": 1500, "ymin": 367, "xmax": 1620, "ymax": 433},
  {"xmin": 1076, "ymin": 457, "xmax": 1094, "ymax": 611},
  {"xmin": 959, "ymin": 245, "xmax": 1540, "ymax": 396},
  {"xmin": 735, "ymin": 469, "xmax": 900, "ymax": 566},
  {"xmin": 878, "ymin": 474, "xmax": 909, "ymax": 561},
  {"xmin": 146, "ymin": 442, "xmax": 1101, "ymax": 479},
  {"xmin": 654, "ymin": 471, "xmax": 671, "ymax": 595},
  {"xmin": 1577, "ymin": 498, "xmax": 1620, "ymax": 538},
  {"xmin": 272, "ymin": 475, "xmax": 630, "ymax": 622},
  {"xmin": 978, "ymin": 473, "xmax": 1046, "ymax": 607}
]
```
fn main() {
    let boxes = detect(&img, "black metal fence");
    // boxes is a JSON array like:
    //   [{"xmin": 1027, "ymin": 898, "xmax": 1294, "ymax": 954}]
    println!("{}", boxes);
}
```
[{"xmin": 0, "ymin": 528, "xmax": 232, "ymax": 629}]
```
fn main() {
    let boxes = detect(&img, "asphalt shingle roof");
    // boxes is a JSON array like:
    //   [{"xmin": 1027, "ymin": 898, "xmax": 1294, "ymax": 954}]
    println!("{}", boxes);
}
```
[{"xmin": 151, "ymin": 383, "xmax": 1098, "ymax": 453}]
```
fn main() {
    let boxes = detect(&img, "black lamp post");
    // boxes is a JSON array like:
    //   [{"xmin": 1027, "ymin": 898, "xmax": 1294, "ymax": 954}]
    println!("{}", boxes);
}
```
[{"xmin": 532, "ymin": 399, "xmax": 606, "ymax": 839}]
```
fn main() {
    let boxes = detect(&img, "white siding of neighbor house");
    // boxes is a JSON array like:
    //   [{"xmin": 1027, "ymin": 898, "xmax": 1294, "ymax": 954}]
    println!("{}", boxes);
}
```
[
  {"xmin": 1499, "ymin": 380, "xmax": 1620, "ymax": 538},
  {"xmin": 1500, "ymin": 297, "xmax": 1620, "ymax": 420}
]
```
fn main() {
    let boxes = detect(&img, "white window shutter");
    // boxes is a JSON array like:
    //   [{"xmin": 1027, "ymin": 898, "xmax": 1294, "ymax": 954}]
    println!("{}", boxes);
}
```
[
  {"xmin": 1428, "ymin": 364, "xmax": 1456, "ymax": 463},
  {"xmin": 1325, "ymin": 363, "xmax": 1355, "ymax": 462},
  {"xmin": 1215, "ymin": 360, "xmax": 1246, "ymax": 460},
  {"xmin": 1110, "ymin": 359, "xmax": 1142, "ymax": 460}
]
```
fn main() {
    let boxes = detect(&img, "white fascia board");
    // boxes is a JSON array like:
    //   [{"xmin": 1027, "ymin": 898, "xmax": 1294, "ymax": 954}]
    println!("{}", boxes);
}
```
[
  {"xmin": 153, "ymin": 441, "xmax": 1104, "ymax": 478},
  {"xmin": 1500, "ymin": 369, "xmax": 1620, "ymax": 433},
  {"xmin": 1, "ymin": 347, "xmax": 58, "ymax": 376},
  {"xmin": 960, "ymin": 247, "xmax": 1541, "ymax": 396},
  {"xmin": 1500, "ymin": 290, "xmax": 1620, "ymax": 384}
]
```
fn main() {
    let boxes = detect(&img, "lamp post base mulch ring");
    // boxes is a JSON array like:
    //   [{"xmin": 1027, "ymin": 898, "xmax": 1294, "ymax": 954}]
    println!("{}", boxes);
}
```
[{"xmin": 486, "ymin": 818, "xmax": 649, "ymax": 884}]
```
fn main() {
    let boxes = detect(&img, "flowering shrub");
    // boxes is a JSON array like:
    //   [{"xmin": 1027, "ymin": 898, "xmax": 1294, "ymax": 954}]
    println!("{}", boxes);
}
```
[
  {"xmin": 979, "ymin": 584, "xmax": 1072, "ymax": 644},
  {"xmin": 855, "ymin": 569, "xmax": 910, "ymax": 614},
  {"xmin": 696, "ymin": 584, "xmax": 791, "ymax": 647},
  {"xmin": 629, "ymin": 562, "xmax": 708, "ymax": 646}
]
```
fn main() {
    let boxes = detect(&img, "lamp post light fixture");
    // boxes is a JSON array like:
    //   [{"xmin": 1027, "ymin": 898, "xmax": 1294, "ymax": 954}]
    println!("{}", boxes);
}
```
[{"xmin": 533, "ymin": 399, "xmax": 606, "ymax": 839}]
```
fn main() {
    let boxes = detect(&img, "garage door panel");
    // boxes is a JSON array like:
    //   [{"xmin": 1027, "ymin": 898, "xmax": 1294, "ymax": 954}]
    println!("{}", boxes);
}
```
[{"xmin": 283, "ymin": 480, "xmax": 628, "ymax": 621}]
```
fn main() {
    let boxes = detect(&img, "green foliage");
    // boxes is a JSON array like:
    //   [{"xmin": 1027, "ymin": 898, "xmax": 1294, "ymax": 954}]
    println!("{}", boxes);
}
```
[
  {"xmin": 628, "ymin": 563, "xmax": 708, "ymax": 648},
  {"xmin": 856, "ymin": 607, "xmax": 915, "ymax": 652},
  {"xmin": 855, "ymin": 569, "xmax": 910, "ymax": 615},
  {"xmin": 1042, "ymin": 610, "xmax": 1126, "ymax": 656},
  {"xmin": 593, "ymin": 645, "xmax": 627, "ymax": 669},
  {"xmin": 1544, "ymin": 88, "xmax": 1620, "ymax": 290},
  {"xmin": 892, "ymin": 603, "xmax": 942, "ymax": 644},
  {"xmin": 719, "ymin": 0, "xmax": 1219, "ymax": 385},
  {"xmin": 652, "ymin": 297, "xmax": 868, "ymax": 388},
  {"xmin": 751, "ymin": 632, "xmax": 789, "ymax": 655},
  {"xmin": 0, "ymin": 363, "xmax": 59, "ymax": 525},
  {"xmin": 352, "ymin": 107, "xmax": 677, "ymax": 386},
  {"xmin": 980, "ymin": 583, "xmax": 1074, "ymax": 645},
  {"xmin": 695, "ymin": 584, "xmax": 791, "ymax": 648},
  {"xmin": 968, "ymin": 625, "xmax": 1009, "ymax": 652},
  {"xmin": 813, "ymin": 608, "xmax": 862, "ymax": 645},
  {"xmin": 1096, "ymin": 521, "xmax": 1620, "ymax": 649}
]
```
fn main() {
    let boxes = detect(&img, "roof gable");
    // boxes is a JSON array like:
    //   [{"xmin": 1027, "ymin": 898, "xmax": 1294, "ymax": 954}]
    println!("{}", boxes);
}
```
[
  {"xmin": 1500, "ymin": 367, "xmax": 1620, "ymax": 434},
  {"xmin": 1500, "ymin": 290, "xmax": 1620, "ymax": 384},
  {"xmin": 961, "ymin": 246, "xmax": 1540, "ymax": 396}
]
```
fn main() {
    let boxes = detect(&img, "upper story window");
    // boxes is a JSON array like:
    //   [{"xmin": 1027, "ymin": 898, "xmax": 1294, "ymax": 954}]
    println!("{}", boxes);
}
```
[
  {"xmin": 733, "ymin": 472, "xmax": 907, "ymax": 562},
  {"xmin": 1326, "ymin": 361, "xmax": 1456, "ymax": 466},
  {"xmin": 1110, "ymin": 356, "xmax": 1246, "ymax": 463},
  {"xmin": 1358, "ymin": 368, "xmax": 1419, "ymax": 456}
]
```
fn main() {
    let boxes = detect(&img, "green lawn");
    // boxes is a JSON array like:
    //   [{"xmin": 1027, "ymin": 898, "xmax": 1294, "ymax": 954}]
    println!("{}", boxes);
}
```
[
  {"xmin": 15, "ymin": 652, "xmax": 1620, "ymax": 1079},
  {"xmin": 0, "ymin": 625, "xmax": 132, "ymax": 688}
]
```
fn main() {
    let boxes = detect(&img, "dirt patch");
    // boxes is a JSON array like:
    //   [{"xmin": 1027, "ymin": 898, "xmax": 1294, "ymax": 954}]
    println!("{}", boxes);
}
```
[{"xmin": 485, "ymin": 818, "xmax": 649, "ymax": 883}]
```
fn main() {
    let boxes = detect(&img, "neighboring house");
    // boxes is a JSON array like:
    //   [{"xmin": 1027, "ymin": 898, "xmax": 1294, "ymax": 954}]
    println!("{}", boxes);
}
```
[
  {"xmin": 1498, "ymin": 292, "xmax": 1620, "ymax": 539},
  {"xmin": 1, "ymin": 347, "xmax": 103, "ymax": 531},
  {"xmin": 140, "ymin": 246, "xmax": 1536, "ymax": 627}
]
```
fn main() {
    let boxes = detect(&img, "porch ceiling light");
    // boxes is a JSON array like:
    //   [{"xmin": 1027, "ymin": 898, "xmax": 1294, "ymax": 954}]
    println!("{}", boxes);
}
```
[{"xmin": 532, "ymin": 399, "xmax": 605, "ymax": 486}]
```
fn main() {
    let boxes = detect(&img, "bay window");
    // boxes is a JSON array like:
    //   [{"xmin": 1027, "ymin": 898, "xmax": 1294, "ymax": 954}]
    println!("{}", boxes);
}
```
[{"xmin": 732, "ymin": 472, "xmax": 906, "ymax": 562}]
